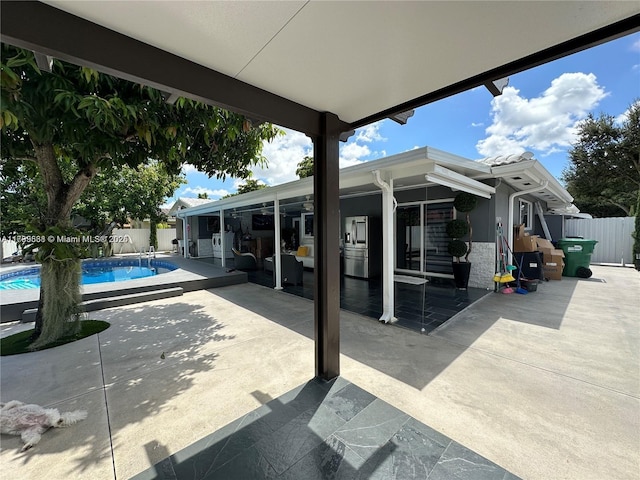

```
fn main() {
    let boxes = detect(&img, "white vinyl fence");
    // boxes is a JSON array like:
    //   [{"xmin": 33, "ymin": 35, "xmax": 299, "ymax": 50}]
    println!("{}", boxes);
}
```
[
  {"xmin": 565, "ymin": 217, "xmax": 634, "ymax": 265},
  {"xmin": 1, "ymin": 229, "xmax": 177, "ymax": 260},
  {"xmin": 110, "ymin": 228, "xmax": 176, "ymax": 254},
  {"xmin": 0, "ymin": 238, "xmax": 19, "ymax": 261}
]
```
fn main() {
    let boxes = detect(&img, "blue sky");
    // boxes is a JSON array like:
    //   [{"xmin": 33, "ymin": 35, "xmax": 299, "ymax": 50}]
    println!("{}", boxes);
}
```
[{"xmin": 170, "ymin": 31, "xmax": 640, "ymax": 204}]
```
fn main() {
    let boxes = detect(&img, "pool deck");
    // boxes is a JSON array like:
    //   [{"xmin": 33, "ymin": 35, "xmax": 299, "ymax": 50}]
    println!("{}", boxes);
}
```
[
  {"xmin": 0, "ymin": 265, "xmax": 637, "ymax": 479},
  {"xmin": 0, "ymin": 254, "xmax": 245, "ymax": 323}
]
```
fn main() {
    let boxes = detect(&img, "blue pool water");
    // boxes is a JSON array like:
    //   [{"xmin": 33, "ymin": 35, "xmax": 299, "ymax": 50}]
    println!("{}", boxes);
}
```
[{"xmin": 0, "ymin": 259, "xmax": 177, "ymax": 290}]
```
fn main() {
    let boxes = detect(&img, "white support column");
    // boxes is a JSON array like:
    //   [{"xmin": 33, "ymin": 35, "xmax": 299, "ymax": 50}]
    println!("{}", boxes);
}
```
[
  {"xmin": 182, "ymin": 216, "xmax": 189, "ymax": 258},
  {"xmin": 372, "ymin": 170, "xmax": 395, "ymax": 323},
  {"xmin": 273, "ymin": 197, "xmax": 283, "ymax": 290},
  {"xmin": 219, "ymin": 209, "xmax": 226, "ymax": 267}
]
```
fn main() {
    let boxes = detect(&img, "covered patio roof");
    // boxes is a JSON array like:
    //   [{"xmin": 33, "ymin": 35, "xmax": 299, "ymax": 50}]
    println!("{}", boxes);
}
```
[{"xmin": 1, "ymin": 2, "xmax": 638, "ymax": 132}]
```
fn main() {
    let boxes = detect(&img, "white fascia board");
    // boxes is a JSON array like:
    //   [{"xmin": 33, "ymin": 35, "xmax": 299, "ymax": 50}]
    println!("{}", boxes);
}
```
[
  {"xmin": 424, "ymin": 164, "xmax": 495, "ymax": 198},
  {"xmin": 176, "ymin": 177, "xmax": 314, "ymax": 217},
  {"xmin": 340, "ymin": 147, "xmax": 429, "ymax": 176},
  {"xmin": 340, "ymin": 146, "xmax": 490, "ymax": 180},
  {"xmin": 178, "ymin": 145, "xmax": 496, "ymax": 217},
  {"xmin": 427, "ymin": 148, "xmax": 491, "ymax": 175}
]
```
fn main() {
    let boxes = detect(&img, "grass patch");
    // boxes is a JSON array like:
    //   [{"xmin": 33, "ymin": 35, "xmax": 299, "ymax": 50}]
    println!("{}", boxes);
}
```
[{"xmin": 0, "ymin": 320, "xmax": 110, "ymax": 356}]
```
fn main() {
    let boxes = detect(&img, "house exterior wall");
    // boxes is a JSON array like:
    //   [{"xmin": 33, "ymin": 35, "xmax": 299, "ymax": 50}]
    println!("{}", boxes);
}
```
[
  {"xmin": 543, "ymin": 215, "xmax": 564, "ymax": 241},
  {"xmin": 465, "ymin": 194, "xmax": 493, "ymax": 243},
  {"xmin": 468, "ymin": 242, "xmax": 495, "ymax": 289}
]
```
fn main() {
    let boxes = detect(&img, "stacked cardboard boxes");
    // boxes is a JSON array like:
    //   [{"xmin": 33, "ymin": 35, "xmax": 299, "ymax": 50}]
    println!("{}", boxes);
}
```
[
  {"xmin": 512, "ymin": 225, "xmax": 564, "ymax": 280},
  {"xmin": 535, "ymin": 238, "xmax": 565, "ymax": 280}
]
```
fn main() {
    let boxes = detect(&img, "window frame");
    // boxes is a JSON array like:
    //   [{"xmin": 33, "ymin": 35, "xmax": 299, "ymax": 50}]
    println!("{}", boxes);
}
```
[{"xmin": 518, "ymin": 199, "xmax": 533, "ymax": 230}]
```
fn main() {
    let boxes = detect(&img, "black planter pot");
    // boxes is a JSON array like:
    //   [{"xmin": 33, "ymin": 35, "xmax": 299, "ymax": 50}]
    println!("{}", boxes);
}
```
[{"xmin": 452, "ymin": 262, "xmax": 471, "ymax": 289}]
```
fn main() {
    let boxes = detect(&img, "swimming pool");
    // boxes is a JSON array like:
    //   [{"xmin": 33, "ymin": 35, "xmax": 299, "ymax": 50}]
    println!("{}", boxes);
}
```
[{"xmin": 0, "ymin": 259, "xmax": 178, "ymax": 290}]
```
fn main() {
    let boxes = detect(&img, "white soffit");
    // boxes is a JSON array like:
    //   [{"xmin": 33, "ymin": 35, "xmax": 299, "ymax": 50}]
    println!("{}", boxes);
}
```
[
  {"xmin": 44, "ymin": 1, "xmax": 638, "ymax": 125},
  {"xmin": 491, "ymin": 160, "xmax": 574, "ymax": 206}
]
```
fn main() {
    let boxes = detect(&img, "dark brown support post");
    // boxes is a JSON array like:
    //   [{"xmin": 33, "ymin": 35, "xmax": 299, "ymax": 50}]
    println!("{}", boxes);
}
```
[{"xmin": 313, "ymin": 112, "xmax": 341, "ymax": 380}]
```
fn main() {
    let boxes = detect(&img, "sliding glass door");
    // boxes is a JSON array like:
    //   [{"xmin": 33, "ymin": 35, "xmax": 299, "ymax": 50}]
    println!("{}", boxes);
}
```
[
  {"xmin": 396, "ymin": 205, "xmax": 421, "ymax": 271},
  {"xmin": 396, "ymin": 201, "xmax": 453, "ymax": 276},
  {"xmin": 423, "ymin": 202, "xmax": 454, "ymax": 275}
]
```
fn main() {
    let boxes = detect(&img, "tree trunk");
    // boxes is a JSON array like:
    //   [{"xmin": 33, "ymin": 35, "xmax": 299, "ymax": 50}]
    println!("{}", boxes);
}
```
[{"xmin": 30, "ymin": 143, "xmax": 97, "ymax": 348}]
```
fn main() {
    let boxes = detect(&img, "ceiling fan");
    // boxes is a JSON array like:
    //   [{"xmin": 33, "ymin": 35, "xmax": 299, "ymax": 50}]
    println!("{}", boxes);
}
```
[
  {"xmin": 302, "ymin": 195, "xmax": 314, "ymax": 212},
  {"xmin": 260, "ymin": 203, "xmax": 273, "ymax": 215}
]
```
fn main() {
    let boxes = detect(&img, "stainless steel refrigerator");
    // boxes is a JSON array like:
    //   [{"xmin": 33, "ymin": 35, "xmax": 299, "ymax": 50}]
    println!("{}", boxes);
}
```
[{"xmin": 344, "ymin": 215, "xmax": 370, "ymax": 278}]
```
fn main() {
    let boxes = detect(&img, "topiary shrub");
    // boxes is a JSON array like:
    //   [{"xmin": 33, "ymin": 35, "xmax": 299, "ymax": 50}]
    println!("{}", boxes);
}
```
[
  {"xmin": 446, "ymin": 219, "xmax": 469, "ymax": 239},
  {"xmin": 446, "ymin": 192, "xmax": 478, "ymax": 263},
  {"xmin": 453, "ymin": 192, "xmax": 478, "ymax": 213},
  {"xmin": 448, "ymin": 239, "xmax": 468, "ymax": 259}
]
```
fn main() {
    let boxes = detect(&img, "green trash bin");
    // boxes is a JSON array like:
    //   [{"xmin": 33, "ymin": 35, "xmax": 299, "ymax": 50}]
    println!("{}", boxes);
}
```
[{"xmin": 556, "ymin": 238, "xmax": 598, "ymax": 278}]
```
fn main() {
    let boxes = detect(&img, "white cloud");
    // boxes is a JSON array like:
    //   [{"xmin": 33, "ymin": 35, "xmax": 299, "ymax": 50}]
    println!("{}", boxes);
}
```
[
  {"xmin": 247, "ymin": 122, "xmax": 387, "ymax": 186},
  {"xmin": 250, "ymin": 128, "xmax": 313, "ymax": 186},
  {"xmin": 476, "ymin": 72, "xmax": 607, "ymax": 157},
  {"xmin": 182, "ymin": 186, "xmax": 230, "ymax": 199},
  {"xmin": 181, "ymin": 164, "xmax": 198, "ymax": 174},
  {"xmin": 615, "ymin": 100, "xmax": 640, "ymax": 125},
  {"xmin": 355, "ymin": 121, "xmax": 386, "ymax": 143},
  {"xmin": 471, "ymin": 122, "xmax": 484, "ymax": 127},
  {"xmin": 632, "ymin": 38, "xmax": 640, "ymax": 52},
  {"xmin": 340, "ymin": 143, "xmax": 369, "ymax": 168}
]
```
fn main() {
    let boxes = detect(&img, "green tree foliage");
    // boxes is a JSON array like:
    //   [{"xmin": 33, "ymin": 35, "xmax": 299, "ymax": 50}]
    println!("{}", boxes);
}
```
[
  {"xmin": 237, "ymin": 178, "xmax": 266, "ymax": 195},
  {"xmin": 0, "ymin": 159, "xmax": 45, "ymax": 240},
  {"xmin": 223, "ymin": 178, "xmax": 267, "ymax": 198},
  {"xmin": 197, "ymin": 192, "xmax": 209, "ymax": 199},
  {"xmin": 562, "ymin": 102, "xmax": 640, "ymax": 217},
  {"xmin": 76, "ymin": 162, "xmax": 185, "ymax": 252},
  {"xmin": 0, "ymin": 45, "xmax": 279, "ymax": 348},
  {"xmin": 296, "ymin": 156, "xmax": 314, "ymax": 178}
]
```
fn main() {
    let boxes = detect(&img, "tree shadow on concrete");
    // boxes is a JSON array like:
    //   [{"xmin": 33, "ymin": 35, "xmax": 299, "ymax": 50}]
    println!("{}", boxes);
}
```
[{"xmin": 0, "ymin": 300, "xmax": 235, "ymax": 478}]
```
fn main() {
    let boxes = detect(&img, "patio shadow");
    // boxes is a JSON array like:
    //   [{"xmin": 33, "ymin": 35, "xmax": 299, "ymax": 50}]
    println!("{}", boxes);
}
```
[
  {"xmin": 210, "ymin": 276, "xmax": 580, "ymax": 391},
  {"xmin": 132, "ymin": 378, "xmax": 519, "ymax": 480}
]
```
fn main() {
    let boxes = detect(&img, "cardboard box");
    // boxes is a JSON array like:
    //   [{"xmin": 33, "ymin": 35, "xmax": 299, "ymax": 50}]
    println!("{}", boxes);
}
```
[
  {"xmin": 536, "ymin": 238, "xmax": 554, "ymax": 251},
  {"xmin": 543, "ymin": 248, "xmax": 565, "ymax": 264},
  {"xmin": 543, "ymin": 262, "xmax": 564, "ymax": 280},
  {"xmin": 514, "ymin": 234, "xmax": 539, "ymax": 252},
  {"xmin": 513, "ymin": 224, "xmax": 539, "ymax": 252},
  {"xmin": 542, "ymin": 248, "xmax": 565, "ymax": 280}
]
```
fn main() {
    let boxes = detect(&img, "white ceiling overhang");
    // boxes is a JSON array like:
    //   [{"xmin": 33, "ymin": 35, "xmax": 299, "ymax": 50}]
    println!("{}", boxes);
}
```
[
  {"xmin": 491, "ymin": 160, "xmax": 575, "ymax": 210},
  {"xmin": 2, "ymin": 2, "xmax": 637, "ymax": 133}
]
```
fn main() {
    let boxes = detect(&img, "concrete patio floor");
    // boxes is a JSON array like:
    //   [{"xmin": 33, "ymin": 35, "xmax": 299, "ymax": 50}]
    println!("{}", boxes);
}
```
[{"xmin": 1, "ymin": 265, "xmax": 638, "ymax": 479}]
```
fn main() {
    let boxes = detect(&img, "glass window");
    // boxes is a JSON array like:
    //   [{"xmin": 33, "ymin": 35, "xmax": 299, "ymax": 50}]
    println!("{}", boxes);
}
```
[
  {"xmin": 519, "ymin": 199, "xmax": 533, "ymax": 230},
  {"xmin": 302, "ymin": 213, "xmax": 314, "ymax": 238}
]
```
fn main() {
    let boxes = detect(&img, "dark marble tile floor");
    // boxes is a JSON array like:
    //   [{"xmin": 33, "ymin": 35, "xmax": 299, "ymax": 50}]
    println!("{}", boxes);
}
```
[
  {"xmin": 132, "ymin": 378, "xmax": 520, "ymax": 480},
  {"xmin": 245, "ymin": 267, "xmax": 489, "ymax": 335}
]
